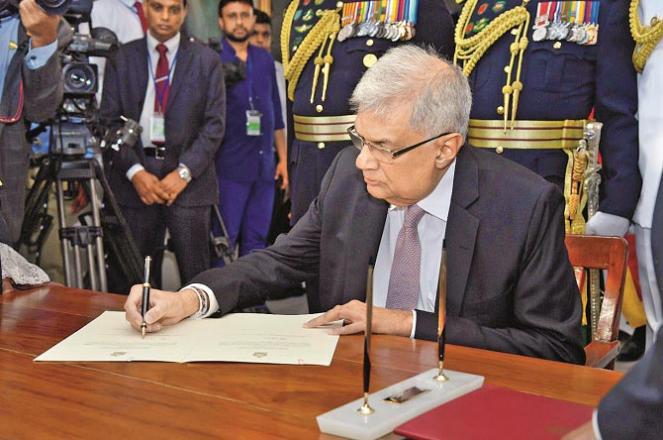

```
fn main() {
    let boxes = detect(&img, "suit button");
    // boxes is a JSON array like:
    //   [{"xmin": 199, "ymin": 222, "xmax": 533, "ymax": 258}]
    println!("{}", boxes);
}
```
[
  {"xmin": 316, "ymin": 104, "xmax": 324, "ymax": 113},
  {"xmin": 336, "ymin": 1, "xmax": 343, "ymax": 7},
  {"xmin": 496, "ymin": 146, "xmax": 504, "ymax": 154},
  {"xmin": 317, "ymin": 142, "xmax": 326, "ymax": 150},
  {"xmin": 363, "ymin": 54, "xmax": 378, "ymax": 68},
  {"xmin": 497, "ymin": 105, "xmax": 505, "ymax": 115},
  {"xmin": 366, "ymin": 39, "xmax": 374, "ymax": 47},
  {"xmin": 553, "ymin": 41, "xmax": 562, "ymax": 49}
]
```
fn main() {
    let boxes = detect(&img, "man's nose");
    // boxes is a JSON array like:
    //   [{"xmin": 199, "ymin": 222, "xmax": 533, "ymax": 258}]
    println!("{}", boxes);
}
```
[{"xmin": 355, "ymin": 145, "xmax": 378, "ymax": 171}]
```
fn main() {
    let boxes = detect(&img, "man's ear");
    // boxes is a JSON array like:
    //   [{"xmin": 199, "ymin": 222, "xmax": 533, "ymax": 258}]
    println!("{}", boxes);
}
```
[
  {"xmin": 217, "ymin": 17, "xmax": 225, "ymax": 32},
  {"xmin": 434, "ymin": 133, "xmax": 464, "ymax": 169}
]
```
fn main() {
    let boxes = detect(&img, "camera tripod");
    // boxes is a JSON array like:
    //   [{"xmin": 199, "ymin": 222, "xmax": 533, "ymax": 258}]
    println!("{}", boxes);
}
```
[{"xmin": 21, "ymin": 150, "xmax": 144, "ymax": 292}]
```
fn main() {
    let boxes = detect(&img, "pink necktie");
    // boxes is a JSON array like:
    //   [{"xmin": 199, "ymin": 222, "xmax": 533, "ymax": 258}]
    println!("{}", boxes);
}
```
[
  {"xmin": 385, "ymin": 204, "xmax": 426, "ymax": 310},
  {"xmin": 154, "ymin": 43, "xmax": 170, "ymax": 113}
]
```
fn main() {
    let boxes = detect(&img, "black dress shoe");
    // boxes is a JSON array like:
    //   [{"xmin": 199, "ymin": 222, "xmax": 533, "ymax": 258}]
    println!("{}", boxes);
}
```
[{"xmin": 618, "ymin": 325, "xmax": 646, "ymax": 362}]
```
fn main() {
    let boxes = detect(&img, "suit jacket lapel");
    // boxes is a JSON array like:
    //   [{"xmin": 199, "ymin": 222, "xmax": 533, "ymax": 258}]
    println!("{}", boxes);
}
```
[
  {"xmin": 0, "ymin": 25, "xmax": 28, "ymax": 123},
  {"xmin": 166, "ymin": 37, "xmax": 192, "ymax": 114},
  {"xmin": 132, "ymin": 40, "xmax": 149, "ymax": 119},
  {"xmin": 344, "ymin": 181, "xmax": 388, "ymax": 301},
  {"xmin": 445, "ymin": 147, "xmax": 480, "ymax": 316}
]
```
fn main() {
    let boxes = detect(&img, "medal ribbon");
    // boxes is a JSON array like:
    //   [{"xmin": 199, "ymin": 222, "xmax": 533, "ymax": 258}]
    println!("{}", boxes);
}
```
[{"xmin": 408, "ymin": 0, "xmax": 418, "ymax": 25}]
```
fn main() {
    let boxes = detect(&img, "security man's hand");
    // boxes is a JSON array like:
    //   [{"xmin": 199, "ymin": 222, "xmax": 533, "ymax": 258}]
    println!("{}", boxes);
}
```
[
  {"xmin": 303, "ymin": 300, "xmax": 413, "ymax": 337},
  {"xmin": 132, "ymin": 170, "xmax": 169, "ymax": 205},
  {"xmin": 159, "ymin": 170, "xmax": 187, "ymax": 206},
  {"xmin": 274, "ymin": 160, "xmax": 289, "ymax": 190},
  {"xmin": 19, "ymin": 0, "xmax": 60, "ymax": 48},
  {"xmin": 124, "ymin": 285, "xmax": 200, "ymax": 334}
]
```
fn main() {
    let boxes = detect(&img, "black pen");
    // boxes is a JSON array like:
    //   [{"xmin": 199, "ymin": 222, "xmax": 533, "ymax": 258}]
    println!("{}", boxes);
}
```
[
  {"xmin": 140, "ymin": 256, "xmax": 152, "ymax": 338},
  {"xmin": 435, "ymin": 241, "xmax": 449, "ymax": 382},
  {"xmin": 358, "ymin": 259, "xmax": 375, "ymax": 415}
]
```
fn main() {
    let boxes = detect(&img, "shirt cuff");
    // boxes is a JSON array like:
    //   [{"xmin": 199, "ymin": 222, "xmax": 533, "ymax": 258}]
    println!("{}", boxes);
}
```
[
  {"xmin": 592, "ymin": 410, "xmax": 603, "ymax": 440},
  {"xmin": 409, "ymin": 310, "xmax": 417, "ymax": 339},
  {"xmin": 182, "ymin": 283, "xmax": 219, "ymax": 318},
  {"xmin": 25, "ymin": 39, "xmax": 58, "ymax": 70},
  {"xmin": 126, "ymin": 164, "xmax": 145, "ymax": 181}
]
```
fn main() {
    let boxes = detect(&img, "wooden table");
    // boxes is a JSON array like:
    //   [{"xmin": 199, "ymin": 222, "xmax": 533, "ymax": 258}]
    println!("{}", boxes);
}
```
[{"xmin": 0, "ymin": 284, "xmax": 623, "ymax": 439}]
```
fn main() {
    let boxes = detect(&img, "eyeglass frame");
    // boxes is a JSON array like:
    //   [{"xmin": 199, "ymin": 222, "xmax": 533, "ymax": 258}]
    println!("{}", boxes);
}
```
[{"xmin": 347, "ymin": 125, "xmax": 452, "ymax": 160}]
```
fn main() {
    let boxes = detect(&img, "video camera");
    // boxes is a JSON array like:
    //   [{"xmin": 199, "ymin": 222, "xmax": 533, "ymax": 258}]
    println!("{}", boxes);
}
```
[
  {"xmin": 208, "ymin": 38, "xmax": 247, "ymax": 88},
  {"xmin": 0, "ymin": 0, "xmax": 76, "ymax": 16}
]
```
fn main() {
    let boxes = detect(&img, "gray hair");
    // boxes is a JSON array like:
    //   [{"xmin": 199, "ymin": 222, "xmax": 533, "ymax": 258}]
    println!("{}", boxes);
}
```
[{"xmin": 350, "ymin": 45, "xmax": 472, "ymax": 138}]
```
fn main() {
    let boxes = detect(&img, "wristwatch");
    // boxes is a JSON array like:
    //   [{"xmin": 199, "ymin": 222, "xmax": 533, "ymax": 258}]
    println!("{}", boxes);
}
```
[{"xmin": 177, "ymin": 164, "xmax": 192, "ymax": 183}]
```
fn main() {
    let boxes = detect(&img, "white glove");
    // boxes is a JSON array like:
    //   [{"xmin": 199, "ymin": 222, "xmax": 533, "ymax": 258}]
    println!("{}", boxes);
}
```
[{"xmin": 584, "ymin": 211, "xmax": 630, "ymax": 237}]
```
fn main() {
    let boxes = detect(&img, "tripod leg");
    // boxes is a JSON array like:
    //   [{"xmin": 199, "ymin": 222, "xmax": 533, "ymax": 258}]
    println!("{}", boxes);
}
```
[
  {"xmin": 73, "ymin": 237, "xmax": 84, "ymax": 288},
  {"xmin": 88, "ymin": 178, "xmax": 107, "ymax": 291},
  {"xmin": 86, "ymin": 241, "xmax": 98, "ymax": 291},
  {"xmin": 55, "ymin": 178, "xmax": 74, "ymax": 287}
]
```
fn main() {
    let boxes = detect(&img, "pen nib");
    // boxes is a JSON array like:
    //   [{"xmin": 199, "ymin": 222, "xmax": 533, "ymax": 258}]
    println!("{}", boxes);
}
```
[{"xmin": 141, "ymin": 323, "xmax": 146, "ymax": 339}]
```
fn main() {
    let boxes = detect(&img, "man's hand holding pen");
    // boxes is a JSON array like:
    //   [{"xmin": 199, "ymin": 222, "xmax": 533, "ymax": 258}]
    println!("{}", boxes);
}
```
[{"xmin": 125, "ymin": 286, "xmax": 199, "ymax": 334}]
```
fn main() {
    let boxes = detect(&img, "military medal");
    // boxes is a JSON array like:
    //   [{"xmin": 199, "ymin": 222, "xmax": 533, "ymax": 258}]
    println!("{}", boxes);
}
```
[
  {"xmin": 336, "ymin": 0, "xmax": 418, "ymax": 43},
  {"xmin": 533, "ymin": 1, "xmax": 600, "ymax": 46}
]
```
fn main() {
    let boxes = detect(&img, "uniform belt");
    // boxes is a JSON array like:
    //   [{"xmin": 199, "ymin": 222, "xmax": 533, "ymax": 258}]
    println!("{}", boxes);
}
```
[
  {"xmin": 144, "ymin": 145, "xmax": 166, "ymax": 160},
  {"xmin": 293, "ymin": 114, "xmax": 355, "ymax": 142},
  {"xmin": 468, "ymin": 119, "xmax": 587, "ymax": 150}
]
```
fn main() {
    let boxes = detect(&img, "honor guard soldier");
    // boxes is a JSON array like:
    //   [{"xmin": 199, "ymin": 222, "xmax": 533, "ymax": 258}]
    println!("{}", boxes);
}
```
[
  {"xmin": 631, "ymin": 0, "xmax": 663, "ymax": 346},
  {"xmin": 454, "ymin": 0, "xmax": 641, "ymax": 236},
  {"xmin": 282, "ymin": 0, "xmax": 455, "ymax": 223}
]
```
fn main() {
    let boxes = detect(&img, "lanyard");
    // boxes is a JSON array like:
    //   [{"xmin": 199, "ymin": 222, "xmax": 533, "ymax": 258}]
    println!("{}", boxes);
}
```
[
  {"xmin": 246, "ymin": 51, "xmax": 256, "ymax": 111},
  {"xmin": 147, "ymin": 48, "xmax": 178, "ymax": 112}
]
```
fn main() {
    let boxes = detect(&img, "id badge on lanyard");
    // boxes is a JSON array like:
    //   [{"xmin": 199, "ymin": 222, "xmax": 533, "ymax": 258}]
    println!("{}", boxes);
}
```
[
  {"xmin": 150, "ymin": 113, "xmax": 166, "ymax": 144},
  {"xmin": 246, "ymin": 109, "xmax": 262, "ymax": 136},
  {"xmin": 245, "ymin": 56, "xmax": 262, "ymax": 136}
]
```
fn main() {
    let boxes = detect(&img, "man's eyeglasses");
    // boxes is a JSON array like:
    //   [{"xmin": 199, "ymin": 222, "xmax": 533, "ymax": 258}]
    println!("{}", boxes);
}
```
[{"xmin": 347, "ymin": 125, "xmax": 451, "ymax": 163}]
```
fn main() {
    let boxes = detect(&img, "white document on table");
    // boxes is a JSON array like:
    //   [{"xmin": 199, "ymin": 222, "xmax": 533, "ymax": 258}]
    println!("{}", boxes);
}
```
[{"xmin": 35, "ymin": 311, "xmax": 341, "ymax": 366}]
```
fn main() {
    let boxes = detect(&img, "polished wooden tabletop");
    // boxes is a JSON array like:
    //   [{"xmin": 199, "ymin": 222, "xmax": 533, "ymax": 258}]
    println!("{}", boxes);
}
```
[{"xmin": 0, "ymin": 283, "xmax": 623, "ymax": 439}]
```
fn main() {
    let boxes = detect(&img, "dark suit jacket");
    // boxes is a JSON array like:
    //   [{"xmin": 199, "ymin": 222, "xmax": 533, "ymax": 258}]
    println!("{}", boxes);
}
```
[
  {"xmin": 193, "ymin": 145, "xmax": 585, "ymax": 364},
  {"xmin": 597, "ymin": 325, "xmax": 663, "ymax": 439},
  {"xmin": 100, "ymin": 36, "xmax": 225, "ymax": 208},
  {"xmin": 0, "ymin": 23, "xmax": 67, "ymax": 243}
]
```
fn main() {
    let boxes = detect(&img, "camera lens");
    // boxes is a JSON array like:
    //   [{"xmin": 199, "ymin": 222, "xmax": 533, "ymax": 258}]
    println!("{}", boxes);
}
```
[
  {"xmin": 36, "ymin": 0, "xmax": 72, "ymax": 15},
  {"xmin": 63, "ymin": 63, "xmax": 97, "ymax": 95}
]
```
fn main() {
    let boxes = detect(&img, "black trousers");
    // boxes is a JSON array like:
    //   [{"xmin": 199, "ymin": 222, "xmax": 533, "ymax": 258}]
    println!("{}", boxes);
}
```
[{"xmin": 120, "ymin": 203, "xmax": 211, "ymax": 287}]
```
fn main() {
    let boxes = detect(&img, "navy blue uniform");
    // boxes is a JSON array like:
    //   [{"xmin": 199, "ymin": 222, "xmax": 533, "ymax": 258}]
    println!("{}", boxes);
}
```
[
  {"xmin": 286, "ymin": 0, "xmax": 455, "ymax": 223},
  {"xmin": 466, "ymin": 0, "xmax": 641, "ymax": 219}
]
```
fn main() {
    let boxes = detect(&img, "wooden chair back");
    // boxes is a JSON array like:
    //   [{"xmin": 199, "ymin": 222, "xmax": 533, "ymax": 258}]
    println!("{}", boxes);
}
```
[{"xmin": 564, "ymin": 235, "xmax": 628, "ymax": 368}]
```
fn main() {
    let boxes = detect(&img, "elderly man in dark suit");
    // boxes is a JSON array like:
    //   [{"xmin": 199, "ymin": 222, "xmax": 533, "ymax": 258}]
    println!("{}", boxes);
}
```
[
  {"xmin": 101, "ymin": 0, "xmax": 225, "ymax": 284},
  {"xmin": 124, "ymin": 45, "xmax": 584, "ymax": 364},
  {"xmin": 0, "ymin": 0, "xmax": 64, "ymax": 245}
]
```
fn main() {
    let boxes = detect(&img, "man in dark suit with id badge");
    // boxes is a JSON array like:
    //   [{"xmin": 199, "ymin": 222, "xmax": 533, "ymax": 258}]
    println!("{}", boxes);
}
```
[{"xmin": 101, "ymin": 0, "xmax": 226, "ymax": 285}]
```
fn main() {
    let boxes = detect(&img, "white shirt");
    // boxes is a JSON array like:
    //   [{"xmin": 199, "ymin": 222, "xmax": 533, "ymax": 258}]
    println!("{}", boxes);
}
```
[
  {"xmin": 126, "ymin": 32, "xmax": 181, "ymax": 180},
  {"xmin": 632, "ymin": 0, "xmax": 663, "ymax": 228},
  {"xmin": 188, "ymin": 160, "xmax": 457, "ymax": 338},
  {"xmin": 88, "ymin": 0, "xmax": 146, "ymax": 100},
  {"xmin": 274, "ymin": 61, "xmax": 287, "ymax": 140},
  {"xmin": 374, "ymin": 161, "xmax": 455, "ymax": 337}
]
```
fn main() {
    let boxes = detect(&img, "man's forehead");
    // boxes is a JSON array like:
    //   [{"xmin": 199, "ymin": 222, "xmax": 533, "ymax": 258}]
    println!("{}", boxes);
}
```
[
  {"xmin": 148, "ymin": 0, "xmax": 185, "ymax": 7},
  {"xmin": 355, "ymin": 111, "xmax": 403, "ymax": 142},
  {"xmin": 223, "ymin": 2, "xmax": 254, "ymax": 12}
]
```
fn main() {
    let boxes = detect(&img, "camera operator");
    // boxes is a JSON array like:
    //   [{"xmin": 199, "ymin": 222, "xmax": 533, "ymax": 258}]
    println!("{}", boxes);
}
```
[{"xmin": 0, "ymin": 0, "xmax": 68, "ymax": 245}]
